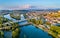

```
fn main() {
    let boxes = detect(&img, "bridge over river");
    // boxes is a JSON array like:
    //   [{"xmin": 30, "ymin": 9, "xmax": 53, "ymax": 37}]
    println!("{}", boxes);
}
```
[
  {"xmin": 0, "ymin": 14, "xmax": 28, "ymax": 30},
  {"xmin": 0, "ymin": 14, "xmax": 52, "ymax": 38}
]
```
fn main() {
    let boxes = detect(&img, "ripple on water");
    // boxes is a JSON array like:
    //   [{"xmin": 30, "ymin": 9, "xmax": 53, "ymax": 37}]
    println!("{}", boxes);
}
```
[
  {"xmin": 4, "ymin": 31, "xmax": 12, "ymax": 38},
  {"xmin": 20, "ymin": 25, "xmax": 52, "ymax": 38}
]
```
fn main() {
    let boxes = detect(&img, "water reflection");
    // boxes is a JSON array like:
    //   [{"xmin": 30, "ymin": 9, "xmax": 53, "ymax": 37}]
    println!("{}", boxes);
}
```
[
  {"xmin": 2, "ymin": 14, "xmax": 52, "ymax": 38},
  {"xmin": 20, "ymin": 25, "xmax": 52, "ymax": 38},
  {"xmin": 4, "ymin": 31, "xmax": 12, "ymax": 38}
]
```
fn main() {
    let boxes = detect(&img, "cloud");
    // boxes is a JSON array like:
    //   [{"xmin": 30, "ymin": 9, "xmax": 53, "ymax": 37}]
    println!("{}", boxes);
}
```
[
  {"xmin": 19, "ymin": 4, "xmax": 31, "ymax": 9},
  {"xmin": 0, "ymin": 4, "xmax": 60, "ymax": 10},
  {"xmin": 0, "ymin": 4, "xmax": 31, "ymax": 10}
]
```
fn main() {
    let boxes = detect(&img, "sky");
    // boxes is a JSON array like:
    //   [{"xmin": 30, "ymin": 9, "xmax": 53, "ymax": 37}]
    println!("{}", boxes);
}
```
[{"xmin": 0, "ymin": 0, "xmax": 60, "ymax": 10}]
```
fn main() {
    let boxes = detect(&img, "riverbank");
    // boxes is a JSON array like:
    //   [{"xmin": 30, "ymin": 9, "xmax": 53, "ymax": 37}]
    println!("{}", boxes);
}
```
[
  {"xmin": 0, "ymin": 13, "xmax": 53, "ymax": 38},
  {"xmin": 28, "ymin": 22, "xmax": 56, "ymax": 38},
  {"xmin": 32, "ymin": 23, "xmax": 57, "ymax": 38}
]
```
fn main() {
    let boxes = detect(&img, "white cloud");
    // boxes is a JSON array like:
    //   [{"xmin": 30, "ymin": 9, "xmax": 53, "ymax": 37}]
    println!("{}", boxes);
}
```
[
  {"xmin": 0, "ymin": 4, "xmax": 60, "ymax": 10},
  {"xmin": 0, "ymin": 4, "xmax": 31, "ymax": 10}
]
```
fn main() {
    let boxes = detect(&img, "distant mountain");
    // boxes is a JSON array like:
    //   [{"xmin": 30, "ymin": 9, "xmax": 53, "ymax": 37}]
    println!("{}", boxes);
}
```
[
  {"xmin": 0, "ymin": 6, "xmax": 60, "ymax": 12},
  {"xmin": 22, "ymin": 6, "xmax": 60, "ymax": 11}
]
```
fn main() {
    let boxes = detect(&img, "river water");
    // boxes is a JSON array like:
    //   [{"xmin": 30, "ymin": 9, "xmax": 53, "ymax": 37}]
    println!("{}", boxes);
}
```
[{"xmin": 3, "ymin": 14, "xmax": 52, "ymax": 38}]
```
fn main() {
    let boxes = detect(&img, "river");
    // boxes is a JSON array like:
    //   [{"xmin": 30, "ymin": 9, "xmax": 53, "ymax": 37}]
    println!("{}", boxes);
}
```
[{"xmin": 3, "ymin": 14, "xmax": 52, "ymax": 38}]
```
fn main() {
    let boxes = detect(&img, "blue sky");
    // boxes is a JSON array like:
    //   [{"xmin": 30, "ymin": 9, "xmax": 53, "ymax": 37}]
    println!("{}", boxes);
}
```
[{"xmin": 0, "ymin": 0, "xmax": 60, "ymax": 10}]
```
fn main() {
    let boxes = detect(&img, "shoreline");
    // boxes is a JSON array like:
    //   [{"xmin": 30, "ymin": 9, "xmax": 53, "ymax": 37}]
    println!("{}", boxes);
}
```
[{"xmin": 29, "ymin": 22, "xmax": 55, "ymax": 38}]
